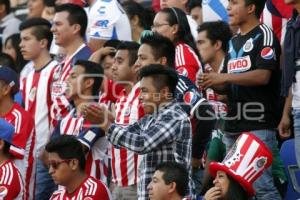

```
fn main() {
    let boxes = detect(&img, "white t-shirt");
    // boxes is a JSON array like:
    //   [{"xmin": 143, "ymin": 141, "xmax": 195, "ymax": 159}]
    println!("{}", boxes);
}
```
[{"xmin": 87, "ymin": 0, "xmax": 132, "ymax": 41}]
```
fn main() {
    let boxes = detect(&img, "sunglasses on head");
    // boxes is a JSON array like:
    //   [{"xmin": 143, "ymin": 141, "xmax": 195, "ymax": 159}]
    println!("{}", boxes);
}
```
[{"xmin": 48, "ymin": 159, "xmax": 71, "ymax": 169}]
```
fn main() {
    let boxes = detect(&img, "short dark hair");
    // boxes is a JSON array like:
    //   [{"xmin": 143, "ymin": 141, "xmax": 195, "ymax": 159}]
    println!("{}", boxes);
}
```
[
  {"xmin": 19, "ymin": 18, "xmax": 53, "ymax": 49},
  {"xmin": 140, "ymin": 32, "xmax": 175, "ymax": 68},
  {"xmin": 139, "ymin": 64, "xmax": 178, "ymax": 96},
  {"xmin": 245, "ymin": 0, "xmax": 266, "ymax": 18},
  {"xmin": 74, "ymin": 59, "xmax": 104, "ymax": 98},
  {"xmin": 99, "ymin": 39, "xmax": 122, "ymax": 63},
  {"xmin": 155, "ymin": 162, "xmax": 189, "ymax": 197},
  {"xmin": 55, "ymin": 3, "xmax": 87, "ymax": 38},
  {"xmin": 117, "ymin": 41, "xmax": 140, "ymax": 67},
  {"xmin": 188, "ymin": 0, "xmax": 202, "ymax": 12},
  {"xmin": 45, "ymin": 135, "xmax": 86, "ymax": 171},
  {"xmin": 0, "ymin": 0, "xmax": 10, "ymax": 14},
  {"xmin": 197, "ymin": 21, "xmax": 232, "ymax": 53},
  {"xmin": 43, "ymin": 0, "xmax": 55, "ymax": 7}
]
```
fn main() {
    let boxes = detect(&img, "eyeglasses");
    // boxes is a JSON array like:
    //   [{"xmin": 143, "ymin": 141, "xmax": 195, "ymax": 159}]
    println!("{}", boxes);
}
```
[
  {"xmin": 48, "ymin": 159, "xmax": 71, "ymax": 169},
  {"xmin": 151, "ymin": 23, "xmax": 170, "ymax": 29}
]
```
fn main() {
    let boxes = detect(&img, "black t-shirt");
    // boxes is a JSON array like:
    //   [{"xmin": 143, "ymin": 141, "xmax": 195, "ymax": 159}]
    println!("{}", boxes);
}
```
[{"xmin": 223, "ymin": 24, "xmax": 282, "ymax": 132}]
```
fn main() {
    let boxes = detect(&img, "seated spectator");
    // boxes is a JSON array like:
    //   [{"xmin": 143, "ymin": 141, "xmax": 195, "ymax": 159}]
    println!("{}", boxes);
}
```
[
  {"xmin": 148, "ymin": 162, "xmax": 189, "ymax": 200},
  {"xmin": 4, "ymin": 34, "xmax": 27, "ymax": 73},
  {"xmin": 160, "ymin": 0, "xmax": 198, "ymax": 40},
  {"xmin": 152, "ymin": 7, "xmax": 203, "ymax": 83},
  {"xmin": 0, "ymin": 119, "xmax": 24, "ymax": 199},
  {"xmin": 47, "ymin": 135, "xmax": 111, "ymax": 199},
  {"xmin": 204, "ymin": 133, "xmax": 272, "ymax": 200},
  {"xmin": 188, "ymin": 0, "xmax": 203, "ymax": 25},
  {"xmin": 0, "ymin": 0, "xmax": 21, "ymax": 50},
  {"xmin": 123, "ymin": 0, "xmax": 154, "ymax": 42},
  {"xmin": 27, "ymin": 0, "xmax": 46, "ymax": 18}
]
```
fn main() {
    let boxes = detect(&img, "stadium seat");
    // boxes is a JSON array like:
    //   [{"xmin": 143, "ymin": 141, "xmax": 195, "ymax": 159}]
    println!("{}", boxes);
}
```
[{"xmin": 280, "ymin": 139, "xmax": 300, "ymax": 199}]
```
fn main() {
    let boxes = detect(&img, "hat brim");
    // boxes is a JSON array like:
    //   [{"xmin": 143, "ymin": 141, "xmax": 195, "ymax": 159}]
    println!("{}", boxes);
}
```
[{"xmin": 209, "ymin": 162, "xmax": 255, "ymax": 196}]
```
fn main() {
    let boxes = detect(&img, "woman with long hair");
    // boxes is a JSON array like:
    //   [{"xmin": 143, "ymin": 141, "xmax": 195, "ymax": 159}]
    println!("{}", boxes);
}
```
[{"xmin": 151, "ymin": 7, "xmax": 202, "ymax": 83}]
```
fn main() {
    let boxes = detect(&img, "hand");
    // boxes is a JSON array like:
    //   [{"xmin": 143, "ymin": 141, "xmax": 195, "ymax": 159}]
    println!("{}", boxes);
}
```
[
  {"xmin": 197, "ymin": 73, "xmax": 226, "ymax": 90},
  {"xmin": 89, "ymin": 47, "xmax": 116, "ymax": 63},
  {"xmin": 83, "ymin": 103, "xmax": 115, "ymax": 131},
  {"xmin": 278, "ymin": 114, "xmax": 291, "ymax": 139},
  {"xmin": 203, "ymin": 186, "xmax": 222, "ymax": 200}
]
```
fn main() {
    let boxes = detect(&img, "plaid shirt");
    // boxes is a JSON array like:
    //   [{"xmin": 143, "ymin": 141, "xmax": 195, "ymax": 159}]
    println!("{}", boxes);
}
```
[{"xmin": 107, "ymin": 101, "xmax": 193, "ymax": 200}]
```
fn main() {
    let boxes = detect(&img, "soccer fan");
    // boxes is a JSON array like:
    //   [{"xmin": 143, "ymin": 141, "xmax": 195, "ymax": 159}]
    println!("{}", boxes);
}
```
[
  {"xmin": 86, "ymin": 41, "xmax": 143, "ymax": 200},
  {"xmin": 0, "ymin": 119, "xmax": 24, "ymax": 199},
  {"xmin": 27, "ymin": 0, "xmax": 45, "ymax": 18},
  {"xmin": 188, "ymin": 0, "xmax": 203, "ymax": 26},
  {"xmin": 51, "ymin": 3, "xmax": 92, "ymax": 122},
  {"xmin": 135, "ymin": 32, "xmax": 214, "ymax": 169},
  {"xmin": 160, "ymin": 0, "xmax": 198, "ymax": 40},
  {"xmin": 278, "ymin": 0, "xmax": 300, "ymax": 176},
  {"xmin": 47, "ymin": 135, "xmax": 111, "ymax": 199},
  {"xmin": 198, "ymin": 0, "xmax": 282, "ymax": 199},
  {"xmin": 0, "ymin": 66, "xmax": 35, "ymax": 200},
  {"xmin": 97, "ymin": 65, "xmax": 194, "ymax": 200},
  {"xmin": 19, "ymin": 18, "xmax": 58, "ymax": 200},
  {"xmin": 152, "ymin": 7, "xmax": 202, "ymax": 83},
  {"xmin": 147, "ymin": 162, "xmax": 189, "ymax": 200},
  {"xmin": 87, "ymin": 0, "xmax": 132, "ymax": 51},
  {"xmin": 50, "ymin": 60, "xmax": 110, "ymax": 184}
]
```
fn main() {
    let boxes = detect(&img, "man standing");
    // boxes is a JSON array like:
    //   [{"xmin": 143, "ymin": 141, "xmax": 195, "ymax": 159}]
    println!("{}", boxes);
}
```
[
  {"xmin": 98, "ymin": 65, "xmax": 193, "ymax": 200},
  {"xmin": 199, "ymin": 0, "xmax": 282, "ymax": 199}
]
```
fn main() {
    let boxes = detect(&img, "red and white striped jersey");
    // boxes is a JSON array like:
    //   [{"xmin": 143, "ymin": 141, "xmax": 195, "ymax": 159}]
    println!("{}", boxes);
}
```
[
  {"xmin": 53, "ymin": 109, "xmax": 110, "ymax": 185},
  {"xmin": 49, "ymin": 176, "xmax": 111, "ymax": 200},
  {"xmin": 112, "ymin": 82, "xmax": 144, "ymax": 186},
  {"xmin": 175, "ymin": 42, "xmax": 202, "ymax": 83},
  {"xmin": 51, "ymin": 44, "xmax": 92, "ymax": 123},
  {"xmin": 22, "ymin": 60, "xmax": 58, "ymax": 153},
  {"xmin": 1, "ymin": 103, "xmax": 36, "ymax": 200},
  {"xmin": 0, "ymin": 160, "xmax": 23, "ymax": 200},
  {"xmin": 261, "ymin": 0, "xmax": 293, "ymax": 44},
  {"xmin": 98, "ymin": 79, "xmax": 124, "ymax": 105}
]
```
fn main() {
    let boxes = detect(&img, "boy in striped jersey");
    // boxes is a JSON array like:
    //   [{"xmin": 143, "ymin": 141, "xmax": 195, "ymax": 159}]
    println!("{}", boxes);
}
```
[
  {"xmin": 47, "ymin": 135, "xmax": 111, "ymax": 200},
  {"xmin": 199, "ymin": 0, "xmax": 282, "ymax": 199},
  {"xmin": 0, "ymin": 119, "xmax": 23, "ymax": 199},
  {"xmin": 50, "ymin": 60, "xmax": 110, "ymax": 185},
  {"xmin": 0, "ymin": 66, "xmax": 35, "ymax": 200},
  {"xmin": 19, "ymin": 18, "xmax": 58, "ymax": 200}
]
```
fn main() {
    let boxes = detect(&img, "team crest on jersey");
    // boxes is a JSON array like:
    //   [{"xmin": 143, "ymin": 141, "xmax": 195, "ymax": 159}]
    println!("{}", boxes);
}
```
[
  {"xmin": 0, "ymin": 186, "xmax": 8, "ymax": 197},
  {"xmin": 243, "ymin": 38, "xmax": 254, "ymax": 52},
  {"xmin": 183, "ymin": 91, "xmax": 198, "ymax": 105},
  {"xmin": 227, "ymin": 56, "xmax": 251, "ymax": 74},
  {"xmin": 29, "ymin": 87, "xmax": 37, "ymax": 101},
  {"xmin": 124, "ymin": 107, "xmax": 131, "ymax": 116},
  {"xmin": 261, "ymin": 47, "xmax": 274, "ymax": 60},
  {"xmin": 177, "ymin": 67, "xmax": 188, "ymax": 77}
]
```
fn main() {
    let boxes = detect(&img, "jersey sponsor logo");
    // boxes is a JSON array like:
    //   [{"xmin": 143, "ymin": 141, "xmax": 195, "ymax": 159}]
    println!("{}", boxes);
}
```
[
  {"xmin": 95, "ymin": 20, "xmax": 109, "ymax": 28},
  {"xmin": 97, "ymin": 6, "xmax": 106, "ymax": 15},
  {"xmin": 0, "ymin": 186, "xmax": 8, "ymax": 198},
  {"xmin": 261, "ymin": 47, "xmax": 274, "ymax": 60},
  {"xmin": 177, "ymin": 67, "xmax": 188, "ymax": 77},
  {"xmin": 243, "ymin": 38, "xmax": 254, "ymax": 52},
  {"xmin": 227, "ymin": 56, "xmax": 251, "ymax": 73},
  {"xmin": 183, "ymin": 91, "xmax": 198, "ymax": 105}
]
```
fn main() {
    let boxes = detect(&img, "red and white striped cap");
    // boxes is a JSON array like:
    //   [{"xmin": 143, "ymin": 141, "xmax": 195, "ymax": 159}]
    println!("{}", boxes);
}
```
[{"xmin": 209, "ymin": 132, "xmax": 273, "ymax": 196}]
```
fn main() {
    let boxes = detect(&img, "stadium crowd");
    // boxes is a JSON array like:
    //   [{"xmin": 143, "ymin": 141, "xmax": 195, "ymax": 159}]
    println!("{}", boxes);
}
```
[{"xmin": 0, "ymin": 0, "xmax": 299, "ymax": 199}]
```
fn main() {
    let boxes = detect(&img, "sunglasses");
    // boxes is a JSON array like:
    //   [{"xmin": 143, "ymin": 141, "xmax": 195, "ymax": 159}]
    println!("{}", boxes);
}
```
[{"xmin": 48, "ymin": 159, "xmax": 71, "ymax": 169}]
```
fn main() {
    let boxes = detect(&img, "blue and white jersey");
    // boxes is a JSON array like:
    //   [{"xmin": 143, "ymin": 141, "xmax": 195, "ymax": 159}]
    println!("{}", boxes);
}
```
[
  {"xmin": 87, "ymin": 0, "xmax": 132, "ymax": 41},
  {"xmin": 202, "ymin": 0, "xmax": 229, "ymax": 22}
]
